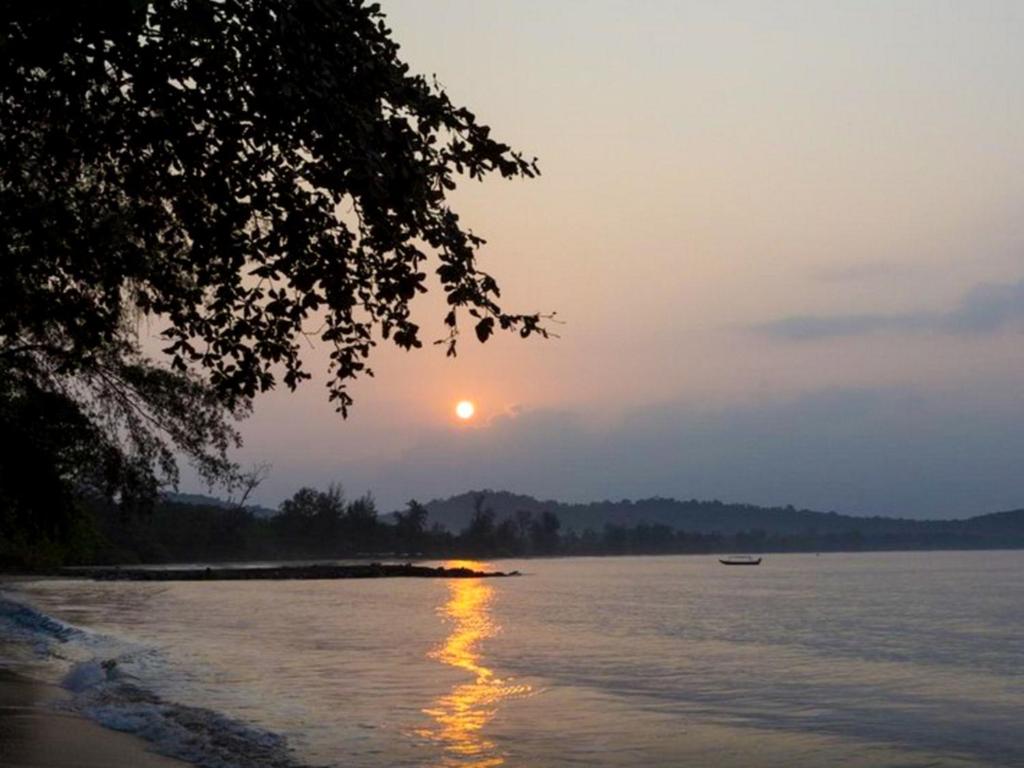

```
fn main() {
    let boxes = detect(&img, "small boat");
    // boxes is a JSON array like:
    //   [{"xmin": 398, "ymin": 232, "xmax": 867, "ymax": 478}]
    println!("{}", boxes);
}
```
[{"xmin": 719, "ymin": 555, "xmax": 762, "ymax": 566}]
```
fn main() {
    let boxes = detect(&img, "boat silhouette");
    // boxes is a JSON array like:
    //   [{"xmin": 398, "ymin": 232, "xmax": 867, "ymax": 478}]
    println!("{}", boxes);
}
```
[{"xmin": 718, "ymin": 555, "xmax": 762, "ymax": 566}]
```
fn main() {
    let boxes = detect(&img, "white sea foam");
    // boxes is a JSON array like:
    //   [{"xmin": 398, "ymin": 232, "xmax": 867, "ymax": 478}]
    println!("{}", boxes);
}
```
[
  {"xmin": 0, "ymin": 593, "xmax": 317, "ymax": 768},
  {"xmin": 69, "ymin": 676, "xmax": 307, "ymax": 768}
]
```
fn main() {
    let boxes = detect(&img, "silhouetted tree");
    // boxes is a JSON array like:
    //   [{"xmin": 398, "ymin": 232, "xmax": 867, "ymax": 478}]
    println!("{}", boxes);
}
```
[
  {"xmin": 514, "ymin": 509, "xmax": 535, "ymax": 552},
  {"xmin": 462, "ymin": 494, "xmax": 497, "ymax": 553},
  {"xmin": 343, "ymin": 495, "xmax": 380, "ymax": 552},
  {"xmin": 0, "ymin": 379, "xmax": 103, "ymax": 567},
  {"xmin": 0, "ymin": 1, "xmax": 547, "ymax": 555},
  {"xmin": 494, "ymin": 518, "xmax": 522, "ymax": 556},
  {"xmin": 428, "ymin": 522, "xmax": 455, "ymax": 554},
  {"xmin": 603, "ymin": 524, "xmax": 629, "ymax": 555},
  {"xmin": 529, "ymin": 510, "xmax": 562, "ymax": 555},
  {"xmin": 276, "ymin": 484, "xmax": 346, "ymax": 554},
  {"xmin": 394, "ymin": 500, "xmax": 429, "ymax": 553}
]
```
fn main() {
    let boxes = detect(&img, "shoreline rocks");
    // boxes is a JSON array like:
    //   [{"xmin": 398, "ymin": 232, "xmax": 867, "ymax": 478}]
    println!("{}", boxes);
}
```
[{"xmin": 59, "ymin": 562, "xmax": 521, "ymax": 582}]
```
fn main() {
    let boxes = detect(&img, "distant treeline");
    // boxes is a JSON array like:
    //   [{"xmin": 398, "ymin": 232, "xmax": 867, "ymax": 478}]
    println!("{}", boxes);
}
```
[
  {"xmin": 423, "ymin": 490, "xmax": 1024, "ymax": 540},
  {"xmin": 76, "ymin": 489, "xmax": 567, "ymax": 565},
  {"xmin": 4, "ymin": 486, "xmax": 1023, "ymax": 569}
]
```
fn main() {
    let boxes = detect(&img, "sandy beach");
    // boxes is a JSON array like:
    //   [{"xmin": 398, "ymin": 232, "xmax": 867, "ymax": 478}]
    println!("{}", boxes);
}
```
[{"xmin": 0, "ymin": 669, "xmax": 187, "ymax": 768}]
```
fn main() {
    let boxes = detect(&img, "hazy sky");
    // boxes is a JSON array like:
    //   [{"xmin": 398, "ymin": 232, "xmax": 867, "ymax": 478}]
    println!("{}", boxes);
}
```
[{"xmin": 187, "ymin": 0, "xmax": 1024, "ymax": 518}]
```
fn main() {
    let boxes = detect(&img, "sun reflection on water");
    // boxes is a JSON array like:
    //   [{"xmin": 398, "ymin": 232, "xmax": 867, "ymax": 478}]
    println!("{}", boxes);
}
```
[{"xmin": 417, "ymin": 561, "xmax": 532, "ymax": 767}]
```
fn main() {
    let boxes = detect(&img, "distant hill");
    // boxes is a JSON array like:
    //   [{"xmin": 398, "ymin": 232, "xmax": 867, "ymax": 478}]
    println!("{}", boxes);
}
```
[
  {"xmin": 166, "ymin": 489, "xmax": 1024, "ymax": 549},
  {"xmin": 422, "ymin": 490, "xmax": 1024, "ymax": 542},
  {"xmin": 163, "ymin": 492, "xmax": 277, "ymax": 519}
]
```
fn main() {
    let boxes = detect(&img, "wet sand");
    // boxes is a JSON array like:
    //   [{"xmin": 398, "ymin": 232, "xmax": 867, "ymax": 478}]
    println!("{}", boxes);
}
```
[{"xmin": 0, "ymin": 670, "xmax": 187, "ymax": 768}]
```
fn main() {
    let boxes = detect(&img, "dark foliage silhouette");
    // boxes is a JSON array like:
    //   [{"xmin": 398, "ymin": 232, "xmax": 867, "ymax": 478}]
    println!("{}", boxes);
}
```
[
  {"xmin": 0, "ymin": 0, "xmax": 546, "ymax": 554},
  {"xmin": 10, "ymin": 487, "xmax": 1021, "ymax": 569}
]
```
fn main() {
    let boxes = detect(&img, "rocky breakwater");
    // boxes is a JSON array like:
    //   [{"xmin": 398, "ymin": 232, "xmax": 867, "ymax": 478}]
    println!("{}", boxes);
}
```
[{"xmin": 63, "ymin": 563, "xmax": 522, "ymax": 581}]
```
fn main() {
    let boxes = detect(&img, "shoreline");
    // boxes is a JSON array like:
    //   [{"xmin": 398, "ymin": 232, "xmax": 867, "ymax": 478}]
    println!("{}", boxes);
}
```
[
  {"xmin": 0, "ymin": 668, "xmax": 189, "ymax": 768},
  {"xmin": 4, "ymin": 544, "xmax": 1024, "ymax": 581},
  {"xmin": 56, "ymin": 561, "xmax": 520, "ymax": 581}
]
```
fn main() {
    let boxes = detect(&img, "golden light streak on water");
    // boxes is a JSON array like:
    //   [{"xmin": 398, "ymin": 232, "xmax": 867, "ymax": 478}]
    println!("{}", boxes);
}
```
[{"xmin": 416, "ymin": 561, "xmax": 532, "ymax": 767}]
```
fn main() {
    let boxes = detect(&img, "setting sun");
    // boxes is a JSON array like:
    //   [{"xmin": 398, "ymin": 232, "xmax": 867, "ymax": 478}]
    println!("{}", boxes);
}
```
[{"xmin": 455, "ymin": 400, "xmax": 475, "ymax": 420}]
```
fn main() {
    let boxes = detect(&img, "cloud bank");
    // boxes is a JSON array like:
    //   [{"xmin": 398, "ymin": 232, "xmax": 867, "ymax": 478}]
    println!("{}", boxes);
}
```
[
  {"xmin": 270, "ymin": 386, "xmax": 1024, "ymax": 520},
  {"xmin": 760, "ymin": 278, "xmax": 1024, "ymax": 340}
]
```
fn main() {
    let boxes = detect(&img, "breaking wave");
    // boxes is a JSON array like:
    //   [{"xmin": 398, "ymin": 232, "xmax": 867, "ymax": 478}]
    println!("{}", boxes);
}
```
[
  {"xmin": 0, "ymin": 593, "xmax": 84, "ymax": 648},
  {"xmin": 0, "ymin": 593, "xmax": 317, "ymax": 768}
]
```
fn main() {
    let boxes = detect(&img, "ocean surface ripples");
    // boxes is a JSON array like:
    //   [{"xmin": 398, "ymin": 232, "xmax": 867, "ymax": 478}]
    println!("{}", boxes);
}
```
[{"xmin": 2, "ymin": 551, "xmax": 1023, "ymax": 767}]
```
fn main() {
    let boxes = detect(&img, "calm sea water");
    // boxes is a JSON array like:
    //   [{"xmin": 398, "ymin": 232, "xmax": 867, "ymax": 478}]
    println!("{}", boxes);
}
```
[{"xmin": 3, "ymin": 551, "xmax": 1024, "ymax": 767}]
